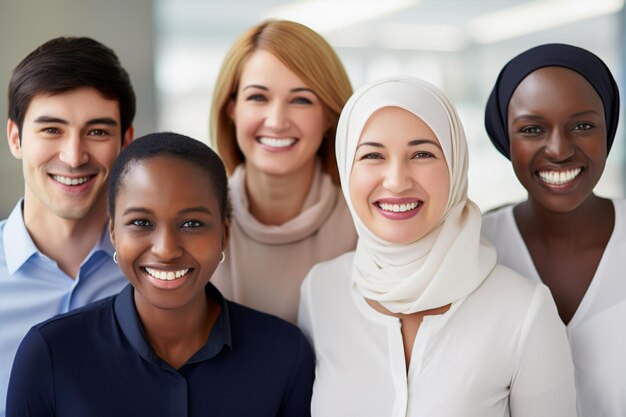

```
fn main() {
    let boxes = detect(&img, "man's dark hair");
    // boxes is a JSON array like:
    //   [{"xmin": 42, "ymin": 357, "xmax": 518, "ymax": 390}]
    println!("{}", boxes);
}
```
[
  {"xmin": 8, "ymin": 36, "xmax": 136, "ymax": 140},
  {"xmin": 108, "ymin": 132, "xmax": 231, "ymax": 221}
]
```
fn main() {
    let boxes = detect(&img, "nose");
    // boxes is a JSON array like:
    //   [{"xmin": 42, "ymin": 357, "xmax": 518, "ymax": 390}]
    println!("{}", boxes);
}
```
[
  {"xmin": 59, "ymin": 132, "xmax": 89, "ymax": 167},
  {"xmin": 264, "ymin": 101, "xmax": 290, "ymax": 131},
  {"xmin": 151, "ymin": 226, "xmax": 183, "ymax": 261},
  {"xmin": 382, "ymin": 160, "xmax": 413, "ymax": 194},
  {"xmin": 544, "ymin": 129, "xmax": 575, "ymax": 161}
]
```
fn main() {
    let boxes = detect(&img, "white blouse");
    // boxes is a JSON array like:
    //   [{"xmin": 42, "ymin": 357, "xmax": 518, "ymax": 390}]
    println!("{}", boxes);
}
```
[
  {"xmin": 482, "ymin": 199, "xmax": 626, "ymax": 417},
  {"xmin": 298, "ymin": 253, "xmax": 576, "ymax": 417}
]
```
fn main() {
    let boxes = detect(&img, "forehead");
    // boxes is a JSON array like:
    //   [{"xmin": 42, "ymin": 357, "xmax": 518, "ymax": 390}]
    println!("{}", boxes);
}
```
[
  {"xmin": 239, "ymin": 50, "xmax": 307, "ymax": 89},
  {"xmin": 117, "ymin": 156, "xmax": 219, "ymax": 208},
  {"xmin": 509, "ymin": 67, "xmax": 604, "ymax": 116},
  {"xmin": 24, "ymin": 87, "xmax": 121, "ymax": 123}
]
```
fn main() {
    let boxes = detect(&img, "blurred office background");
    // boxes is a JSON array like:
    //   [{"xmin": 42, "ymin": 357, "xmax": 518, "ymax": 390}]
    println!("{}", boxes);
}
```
[{"xmin": 0, "ymin": 0, "xmax": 624, "ymax": 217}]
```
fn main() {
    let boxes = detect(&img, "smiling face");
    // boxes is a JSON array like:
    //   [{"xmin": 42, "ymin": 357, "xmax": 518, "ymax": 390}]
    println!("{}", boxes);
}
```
[
  {"xmin": 7, "ymin": 87, "xmax": 132, "ymax": 221},
  {"xmin": 507, "ymin": 66, "xmax": 607, "ymax": 213},
  {"xmin": 350, "ymin": 106, "xmax": 450, "ymax": 244},
  {"xmin": 228, "ymin": 49, "xmax": 328, "ymax": 178},
  {"xmin": 110, "ymin": 156, "xmax": 228, "ymax": 313}
]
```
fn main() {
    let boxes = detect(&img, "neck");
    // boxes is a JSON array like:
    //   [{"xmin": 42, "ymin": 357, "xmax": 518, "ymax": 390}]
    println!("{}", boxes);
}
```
[
  {"xmin": 515, "ymin": 194, "xmax": 613, "ymax": 242},
  {"xmin": 135, "ymin": 291, "xmax": 219, "ymax": 370},
  {"xmin": 22, "ymin": 194, "xmax": 109, "ymax": 279},
  {"xmin": 244, "ymin": 159, "xmax": 317, "ymax": 225}
]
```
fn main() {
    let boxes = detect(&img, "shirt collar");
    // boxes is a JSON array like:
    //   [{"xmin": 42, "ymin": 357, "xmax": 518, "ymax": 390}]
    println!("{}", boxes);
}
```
[
  {"xmin": 4, "ymin": 200, "xmax": 40, "ymax": 274},
  {"xmin": 114, "ymin": 283, "xmax": 233, "ymax": 367},
  {"xmin": 3, "ymin": 199, "xmax": 115, "ymax": 275}
]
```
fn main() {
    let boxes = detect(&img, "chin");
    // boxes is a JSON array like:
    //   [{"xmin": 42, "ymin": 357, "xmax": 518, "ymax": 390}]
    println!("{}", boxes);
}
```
[{"xmin": 534, "ymin": 194, "xmax": 590, "ymax": 214}]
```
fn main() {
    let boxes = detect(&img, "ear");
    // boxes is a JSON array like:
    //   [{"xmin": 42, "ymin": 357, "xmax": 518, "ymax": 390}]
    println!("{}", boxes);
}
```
[
  {"xmin": 109, "ymin": 217, "xmax": 116, "ymax": 248},
  {"xmin": 7, "ymin": 119, "xmax": 23, "ymax": 159},
  {"xmin": 221, "ymin": 218, "xmax": 230, "ymax": 250},
  {"xmin": 122, "ymin": 125, "xmax": 134, "ymax": 149}
]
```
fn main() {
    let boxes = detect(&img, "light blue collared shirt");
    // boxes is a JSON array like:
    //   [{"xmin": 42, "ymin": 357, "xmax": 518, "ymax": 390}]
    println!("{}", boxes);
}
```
[{"xmin": 0, "ymin": 200, "xmax": 127, "ymax": 416}]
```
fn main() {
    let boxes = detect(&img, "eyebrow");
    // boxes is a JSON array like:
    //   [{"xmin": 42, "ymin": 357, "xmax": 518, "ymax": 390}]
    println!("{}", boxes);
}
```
[
  {"xmin": 34, "ymin": 115, "xmax": 119, "ymax": 126},
  {"xmin": 122, "ymin": 206, "xmax": 213, "ymax": 216},
  {"xmin": 357, "ymin": 139, "xmax": 442, "ymax": 149},
  {"xmin": 179, "ymin": 206, "xmax": 213, "ymax": 215},
  {"xmin": 512, "ymin": 109, "xmax": 602, "ymax": 123},
  {"xmin": 242, "ymin": 84, "xmax": 315, "ymax": 94}
]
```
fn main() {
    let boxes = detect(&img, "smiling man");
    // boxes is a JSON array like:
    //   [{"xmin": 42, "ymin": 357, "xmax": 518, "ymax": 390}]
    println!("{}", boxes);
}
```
[{"xmin": 0, "ymin": 37, "xmax": 135, "ymax": 416}]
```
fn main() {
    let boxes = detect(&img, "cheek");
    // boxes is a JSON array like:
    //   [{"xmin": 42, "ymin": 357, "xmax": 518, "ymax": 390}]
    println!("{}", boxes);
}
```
[
  {"xmin": 233, "ymin": 105, "xmax": 260, "ymax": 133},
  {"xmin": 23, "ymin": 141, "xmax": 55, "ymax": 164},
  {"xmin": 434, "ymin": 178, "xmax": 450, "ymax": 207},
  {"xmin": 419, "ymin": 165, "xmax": 450, "ymax": 213},
  {"xmin": 93, "ymin": 143, "xmax": 122, "ymax": 171},
  {"xmin": 297, "ymin": 110, "xmax": 326, "ymax": 141},
  {"xmin": 349, "ymin": 166, "xmax": 377, "ymax": 209},
  {"xmin": 585, "ymin": 136, "xmax": 608, "ymax": 162},
  {"xmin": 113, "ymin": 235, "xmax": 142, "ymax": 278},
  {"xmin": 509, "ymin": 139, "xmax": 535, "ymax": 180}
]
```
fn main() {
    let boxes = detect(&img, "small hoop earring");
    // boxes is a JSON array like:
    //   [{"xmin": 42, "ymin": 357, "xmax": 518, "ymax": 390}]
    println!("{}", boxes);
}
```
[
  {"xmin": 113, "ymin": 252, "xmax": 118, "ymax": 264},
  {"xmin": 220, "ymin": 251, "xmax": 225, "ymax": 264}
]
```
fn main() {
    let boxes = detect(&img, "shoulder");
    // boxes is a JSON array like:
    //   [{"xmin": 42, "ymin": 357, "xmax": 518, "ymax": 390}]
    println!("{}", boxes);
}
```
[
  {"xmin": 470, "ymin": 265, "xmax": 549, "ymax": 315},
  {"xmin": 481, "ymin": 204, "xmax": 517, "ymax": 245},
  {"xmin": 301, "ymin": 252, "xmax": 354, "ymax": 294},
  {"xmin": 611, "ymin": 198, "xmax": 626, "ymax": 216},
  {"xmin": 33, "ymin": 296, "xmax": 116, "ymax": 340},
  {"xmin": 481, "ymin": 203, "xmax": 514, "ymax": 227},
  {"xmin": 0, "ymin": 218, "xmax": 6, "ymax": 259},
  {"xmin": 320, "ymin": 185, "xmax": 357, "ymax": 237},
  {"xmin": 227, "ymin": 300, "xmax": 311, "ymax": 350}
]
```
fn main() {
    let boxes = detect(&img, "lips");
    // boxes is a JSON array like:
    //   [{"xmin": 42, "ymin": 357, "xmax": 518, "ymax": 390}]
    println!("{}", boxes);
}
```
[
  {"xmin": 141, "ymin": 266, "xmax": 193, "ymax": 290},
  {"xmin": 374, "ymin": 198, "xmax": 423, "ymax": 220},
  {"xmin": 377, "ymin": 201, "xmax": 420, "ymax": 213},
  {"xmin": 144, "ymin": 267, "xmax": 190, "ymax": 281},
  {"xmin": 51, "ymin": 174, "xmax": 94, "ymax": 186},
  {"xmin": 257, "ymin": 136, "xmax": 297, "ymax": 149},
  {"xmin": 537, "ymin": 167, "xmax": 582, "ymax": 186}
]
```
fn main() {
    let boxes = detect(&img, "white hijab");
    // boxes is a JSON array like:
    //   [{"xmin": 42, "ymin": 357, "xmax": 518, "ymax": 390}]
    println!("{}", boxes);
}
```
[{"xmin": 336, "ymin": 76, "xmax": 496, "ymax": 314}]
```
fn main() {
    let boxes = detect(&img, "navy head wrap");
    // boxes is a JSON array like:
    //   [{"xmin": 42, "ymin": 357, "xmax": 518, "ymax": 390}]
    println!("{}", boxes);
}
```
[{"xmin": 485, "ymin": 43, "xmax": 620, "ymax": 159}]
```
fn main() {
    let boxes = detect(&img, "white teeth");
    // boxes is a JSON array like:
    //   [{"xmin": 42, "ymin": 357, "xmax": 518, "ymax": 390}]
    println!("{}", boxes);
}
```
[
  {"xmin": 378, "ymin": 201, "xmax": 419, "ymax": 213},
  {"xmin": 52, "ymin": 175, "xmax": 90, "ymax": 186},
  {"xmin": 538, "ymin": 168, "xmax": 582, "ymax": 185},
  {"xmin": 145, "ymin": 267, "xmax": 190, "ymax": 281},
  {"xmin": 258, "ymin": 137, "xmax": 296, "ymax": 148}
]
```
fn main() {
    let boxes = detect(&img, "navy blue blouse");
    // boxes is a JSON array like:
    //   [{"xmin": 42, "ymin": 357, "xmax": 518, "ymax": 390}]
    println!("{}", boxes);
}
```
[{"xmin": 7, "ymin": 284, "xmax": 314, "ymax": 417}]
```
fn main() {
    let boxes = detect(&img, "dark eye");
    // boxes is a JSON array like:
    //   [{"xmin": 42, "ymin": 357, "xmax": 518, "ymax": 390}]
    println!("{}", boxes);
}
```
[
  {"xmin": 292, "ymin": 96, "xmax": 313, "ymax": 105},
  {"xmin": 412, "ymin": 151, "xmax": 434, "ymax": 159},
  {"xmin": 246, "ymin": 94, "xmax": 267, "ymax": 102},
  {"xmin": 519, "ymin": 126, "xmax": 543, "ymax": 135},
  {"xmin": 359, "ymin": 153, "xmax": 384, "ymax": 160},
  {"xmin": 88, "ymin": 128, "xmax": 110, "ymax": 137},
  {"xmin": 41, "ymin": 127, "xmax": 61, "ymax": 135},
  {"xmin": 181, "ymin": 220, "xmax": 203, "ymax": 228},
  {"xmin": 131, "ymin": 219, "xmax": 152, "ymax": 228},
  {"xmin": 573, "ymin": 122, "xmax": 594, "ymax": 131}
]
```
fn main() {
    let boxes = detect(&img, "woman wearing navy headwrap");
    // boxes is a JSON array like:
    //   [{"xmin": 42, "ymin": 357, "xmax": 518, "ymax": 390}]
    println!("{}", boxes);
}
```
[{"xmin": 483, "ymin": 43, "xmax": 624, "ymax": 417}]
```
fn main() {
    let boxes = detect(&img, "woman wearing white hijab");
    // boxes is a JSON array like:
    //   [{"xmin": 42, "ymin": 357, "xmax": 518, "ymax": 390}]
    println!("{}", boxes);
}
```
[{"xmin": 298, "ymin": 76, "xmax": 576, "ymax": 417}]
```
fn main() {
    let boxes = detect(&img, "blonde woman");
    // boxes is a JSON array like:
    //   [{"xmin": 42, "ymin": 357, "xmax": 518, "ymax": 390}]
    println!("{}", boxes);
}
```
[{"xmin": 210, "ymin": 20, "xmax": 357, "ymax": 323}]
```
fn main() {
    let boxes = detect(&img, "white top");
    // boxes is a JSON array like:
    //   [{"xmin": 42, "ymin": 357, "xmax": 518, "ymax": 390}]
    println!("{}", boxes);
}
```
[
  {"xmin": 211, "ymin": 165, "xmax": 357, "ymax": 324},
  {"xmin": 482, "ymin": 199, "xmax": 626, "ymax": 417},
  {"xmin": 298, "ymin": 252, "xmax": 576, "ymax": 417}
]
